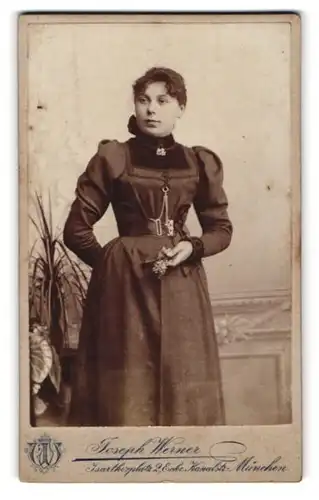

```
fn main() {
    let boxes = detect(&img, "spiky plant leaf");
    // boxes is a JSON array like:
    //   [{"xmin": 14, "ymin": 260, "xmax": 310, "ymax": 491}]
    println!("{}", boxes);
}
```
[
  {"xmin": 29, "ymin": 190, "xmax": 90, "ymax": 355},
  {"xmin": 48, "ymin": 345, "xmax": 62, "ymax": 393}
]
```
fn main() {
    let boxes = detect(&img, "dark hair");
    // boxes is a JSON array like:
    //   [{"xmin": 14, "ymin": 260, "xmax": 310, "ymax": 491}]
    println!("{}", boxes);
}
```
[{"xmin": 132, "ymin": 67, "xmax": 187, "ymax": 107}]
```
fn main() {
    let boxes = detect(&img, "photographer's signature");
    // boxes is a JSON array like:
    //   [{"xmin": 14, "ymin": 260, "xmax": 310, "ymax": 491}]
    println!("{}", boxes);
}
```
[{"xmin": 72, "ymin": 436, "xmax": 287, "ymax": 476}]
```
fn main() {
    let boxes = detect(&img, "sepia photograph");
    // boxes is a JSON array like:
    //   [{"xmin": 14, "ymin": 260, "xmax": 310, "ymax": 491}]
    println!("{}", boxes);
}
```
[{"xmin": 19, "ymin": 12, "xmax": 301, "ymax": 482}]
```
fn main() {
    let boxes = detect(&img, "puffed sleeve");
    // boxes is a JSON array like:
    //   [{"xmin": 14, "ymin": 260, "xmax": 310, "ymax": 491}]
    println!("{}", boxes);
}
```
[
  {"xmin": 191, "ymin": 146, "xmax": 233, "ymax": 258},
  {"xmin": 63, "ymin": 141, "xmax": 114, "ymax": 267}
]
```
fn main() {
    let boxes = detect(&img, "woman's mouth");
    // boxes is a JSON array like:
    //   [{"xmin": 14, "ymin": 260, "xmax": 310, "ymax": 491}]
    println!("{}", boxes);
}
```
[{"xmin": 145, "ymin": 119, "xmax": 160, "ymax": 127}]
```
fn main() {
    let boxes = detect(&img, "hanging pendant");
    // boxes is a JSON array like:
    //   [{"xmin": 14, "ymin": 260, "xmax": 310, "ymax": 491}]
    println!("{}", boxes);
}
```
[
  {"xmin": 161, "ymin": 186, "xmax": 174, "ymax": 236},
  {"xmin": 148, "ymin": 179, "xmax": 174, "ymax": 238},
  {"xmin": 156, "ymin": 146, "xmax": 166, "ymax": 156},
  {"xmin": 165, "ymin": 219, "xmax": 175, "ymax": 236}
]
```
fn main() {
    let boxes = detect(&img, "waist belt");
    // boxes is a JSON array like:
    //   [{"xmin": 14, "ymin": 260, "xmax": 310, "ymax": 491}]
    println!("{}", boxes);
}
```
[{"xmin": 118, "ymin": 219, "xmax": 186, "ymax": 237}]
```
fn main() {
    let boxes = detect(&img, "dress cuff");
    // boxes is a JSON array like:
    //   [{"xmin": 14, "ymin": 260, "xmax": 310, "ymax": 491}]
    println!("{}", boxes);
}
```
[{"xmin": 181, "ymin": 236, "xmax": 204, "ymax": 262}]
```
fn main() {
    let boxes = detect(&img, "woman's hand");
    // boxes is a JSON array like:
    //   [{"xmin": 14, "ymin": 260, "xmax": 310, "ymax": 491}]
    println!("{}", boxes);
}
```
[{"xmin": 158, "ymin": 241, "xmax": 193, "ymax": 267}]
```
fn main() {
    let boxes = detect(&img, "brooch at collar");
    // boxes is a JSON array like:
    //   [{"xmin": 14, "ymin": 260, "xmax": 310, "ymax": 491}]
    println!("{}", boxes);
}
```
[{"xmin": 156, "ymin": 146, "xmax": 167, "ymax": 156}]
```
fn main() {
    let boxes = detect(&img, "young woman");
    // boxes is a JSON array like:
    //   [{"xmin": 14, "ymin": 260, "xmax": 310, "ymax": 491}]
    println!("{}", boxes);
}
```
[{"xmin": 63, "ymin": 67, "xmax": 233, "ymax": 426}]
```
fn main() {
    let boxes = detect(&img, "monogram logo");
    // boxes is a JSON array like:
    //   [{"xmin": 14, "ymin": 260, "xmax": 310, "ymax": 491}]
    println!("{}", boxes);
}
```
[{"xmin": 25, "ymin": 434, "xmax": 64, "ymax": 473}]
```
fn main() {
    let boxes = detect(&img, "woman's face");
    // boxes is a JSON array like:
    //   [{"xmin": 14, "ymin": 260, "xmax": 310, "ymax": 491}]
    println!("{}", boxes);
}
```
[{"xmin": 134, "ymin": 82, "xmax": 184, "ymax": 138}]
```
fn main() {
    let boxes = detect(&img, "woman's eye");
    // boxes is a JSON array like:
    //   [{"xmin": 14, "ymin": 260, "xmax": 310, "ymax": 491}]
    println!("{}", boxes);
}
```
[
  {"xmin": 137, "ymin": 96, "xmax": 147, "ymax": 104},
  {"xmin": 158, "ymin": 98, "xmax": 168, "ymax": 105}
]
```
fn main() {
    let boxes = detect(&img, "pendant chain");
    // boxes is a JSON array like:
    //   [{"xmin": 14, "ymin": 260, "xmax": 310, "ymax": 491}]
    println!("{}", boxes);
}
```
[{"xmin": 149, "ymin": 172, "xmax": 174, "ymax": 236}]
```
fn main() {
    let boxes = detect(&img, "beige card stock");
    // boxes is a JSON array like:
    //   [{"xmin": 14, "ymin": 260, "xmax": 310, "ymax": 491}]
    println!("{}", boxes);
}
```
[{"xmin": 19, "ymin": 12, "xmax": 301, "ymax": 482}]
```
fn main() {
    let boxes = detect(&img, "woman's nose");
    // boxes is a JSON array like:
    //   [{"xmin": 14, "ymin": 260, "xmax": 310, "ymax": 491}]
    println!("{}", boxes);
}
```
[{"xmin": 147, "ymin": 101, "xmax": 157, "ymax": 114}]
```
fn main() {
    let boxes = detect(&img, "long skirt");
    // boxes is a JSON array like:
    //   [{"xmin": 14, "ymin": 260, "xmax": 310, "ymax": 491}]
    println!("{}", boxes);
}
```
[{"xmin": 68, "ymin": 234, "xmax": 225, "ymax": 426}]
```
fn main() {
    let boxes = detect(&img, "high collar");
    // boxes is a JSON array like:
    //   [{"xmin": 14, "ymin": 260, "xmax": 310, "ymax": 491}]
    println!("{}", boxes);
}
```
[{"xmin": 127, "ymin": 115, "xmax": 176, "ymax": 152}]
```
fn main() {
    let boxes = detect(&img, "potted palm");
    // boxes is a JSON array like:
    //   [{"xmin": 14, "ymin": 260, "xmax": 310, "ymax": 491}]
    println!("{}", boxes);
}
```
[{"xmin": 28, "ymin": 192, "xmax": 89, "ymax": 424}]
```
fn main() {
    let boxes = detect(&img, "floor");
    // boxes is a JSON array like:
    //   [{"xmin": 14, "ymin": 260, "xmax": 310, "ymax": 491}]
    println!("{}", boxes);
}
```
[{"xmin": 34, "ymin": 384, "xmax": 72, "ymax": 427}]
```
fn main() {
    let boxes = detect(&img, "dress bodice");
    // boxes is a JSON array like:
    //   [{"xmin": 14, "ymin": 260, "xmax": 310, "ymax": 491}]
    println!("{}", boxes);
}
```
[
  {"xmin": 63, "ymin": 137, "xmax": 233, "ymax": 268},
  {"xmin": 111, "ymin": 139, "xmax": 199, "ymax": 238}
]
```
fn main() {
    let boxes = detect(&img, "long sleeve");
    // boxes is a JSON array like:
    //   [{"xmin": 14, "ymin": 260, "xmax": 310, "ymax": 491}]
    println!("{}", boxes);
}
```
[
  {"xmin": 63, "ymin": 149, "xmax": 112, "ymax": 268},
  {"xmin": 192, "ymin": 146, "xmax": 233, "ymax": 258}
]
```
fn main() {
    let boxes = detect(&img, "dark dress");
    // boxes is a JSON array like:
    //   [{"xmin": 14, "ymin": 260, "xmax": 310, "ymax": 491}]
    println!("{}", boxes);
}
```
[{"xmin": 63, "ymin": 130, "xmax": 233, "ymax": 426}]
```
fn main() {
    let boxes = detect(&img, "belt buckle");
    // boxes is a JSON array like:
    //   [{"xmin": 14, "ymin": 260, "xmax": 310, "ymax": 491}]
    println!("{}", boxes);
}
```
[{"xmin": 149, "ymin": 218, "xmax": 163, "ymax": 236}]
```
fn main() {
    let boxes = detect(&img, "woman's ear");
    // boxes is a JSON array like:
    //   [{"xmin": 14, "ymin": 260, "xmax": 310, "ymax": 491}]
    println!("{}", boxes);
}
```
[{"xmin": 177, "ymin": 104, "xmax": 185, "ymax": 119}]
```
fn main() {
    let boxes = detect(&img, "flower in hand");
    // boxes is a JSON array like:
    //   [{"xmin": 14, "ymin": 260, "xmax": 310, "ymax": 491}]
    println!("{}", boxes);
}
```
[{"xmin": 152, "ymin": 258, "xmax": 169, "ymax": 278}]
